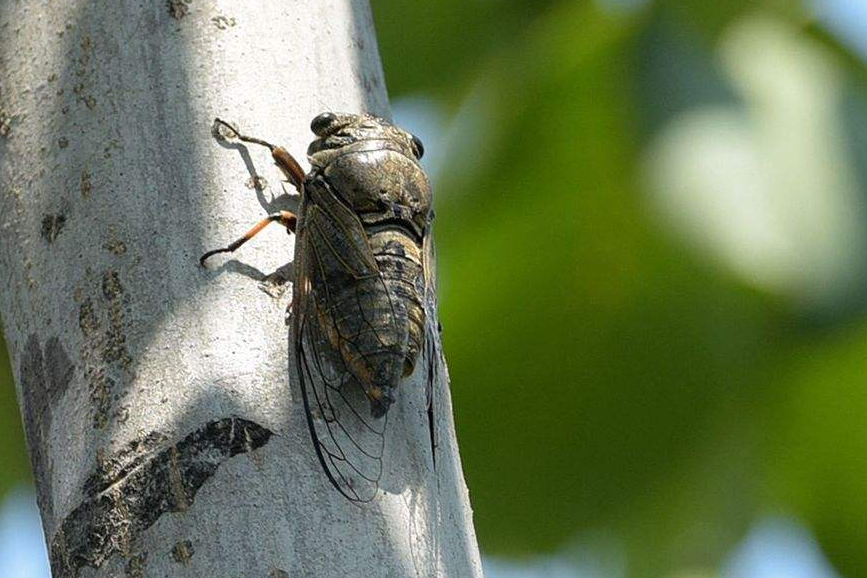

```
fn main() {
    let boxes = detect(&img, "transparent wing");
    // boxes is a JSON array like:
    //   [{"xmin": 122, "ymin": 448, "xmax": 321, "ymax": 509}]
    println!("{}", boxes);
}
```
[
  {"xmin": 296, "ymin": 310, "xmax": 387, "ymax": 503},
  {"xmin": 293, "ymin": 186, "xmax": 389, "ymax": 503},
  {"xmin": 421, "ymin": 225, "xmax": 444, "ymax": 466}
]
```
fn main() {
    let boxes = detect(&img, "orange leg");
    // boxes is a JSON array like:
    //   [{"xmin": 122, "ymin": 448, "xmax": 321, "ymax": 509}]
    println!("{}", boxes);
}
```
[{"xmin": 200, "ymin": 211, "xmax": 296, "ymax": 266}]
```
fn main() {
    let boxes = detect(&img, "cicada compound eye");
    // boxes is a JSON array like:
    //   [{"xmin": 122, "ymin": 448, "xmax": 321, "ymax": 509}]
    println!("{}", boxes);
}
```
[{"xmin": 311, "ymin": 112, "xmax": 338, "ymax": 136}]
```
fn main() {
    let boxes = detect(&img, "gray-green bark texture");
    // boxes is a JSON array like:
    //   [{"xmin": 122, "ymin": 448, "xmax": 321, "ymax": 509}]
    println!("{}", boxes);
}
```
[{"xmin": 0, "ymin": 1, "xmax": 483, "ymax": 577}]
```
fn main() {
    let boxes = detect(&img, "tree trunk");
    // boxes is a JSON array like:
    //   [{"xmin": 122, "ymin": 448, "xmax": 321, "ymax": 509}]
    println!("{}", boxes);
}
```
[{"xmin": 0, "ymin": 1, "xmax": 483, "ymax": 577}]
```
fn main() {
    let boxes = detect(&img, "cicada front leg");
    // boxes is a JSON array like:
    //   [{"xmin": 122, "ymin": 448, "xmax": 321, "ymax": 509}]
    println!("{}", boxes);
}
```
[
  {"xmin": 202, "ymin": 119, "xmax": 308, "ymax": 267},
  {"xmin": 200, "ymin": 210, "xmax": 297, "ymax": 266}
]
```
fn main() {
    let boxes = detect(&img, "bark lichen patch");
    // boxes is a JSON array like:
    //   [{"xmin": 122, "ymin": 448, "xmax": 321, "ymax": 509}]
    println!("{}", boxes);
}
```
[
  {"xmin": 0, "ymin": 109, "xmax": 12, "ymax": 137},
  {"xmin": 41, "ymin": 213, "xmax": 67, "ymax": 243},
  {"xmin": 102, "ymin": 270, "xmax": 123, "ymax": 300},
  {"xmin": 103, "ymin": 227, "xmax": 127, "ymax": 256},
  {"xmin": 78, "ymin": 295, "xmax": 112, "ymax": 428},
  {"xmin": 171, "ymin": 540, "xmax": 194, "ymax": 565},
  {"xmin": 78, "ymin": 297, "xmax": 100, "ymax": 338},
  {"xmin": 78, "ymin": 268, "xmax": 134, "ymax": 428},
  {"xmin": 49, "ymin": 417, "xmax": 273, "ymax": 578},
  {"xmin": 19, "ymin": 334, "xmax": 75, "ymax": 522},
  {"xmin": 77, "ymin": 35, "xmax": 92, "ymax": 77},
  {"xmin": 102, "ymin": 269, "xmax": 131, "ymax": 367},
  {"xmin": 71, "ymin": 34, "xmax": 99, "ymax": 110},
  {"xmin": 168, "ymin": 0, "xmax": 192, "ymax": 19}
]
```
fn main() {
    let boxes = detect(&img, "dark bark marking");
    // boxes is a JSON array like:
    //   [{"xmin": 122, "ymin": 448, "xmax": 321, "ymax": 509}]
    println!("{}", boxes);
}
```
[
  {"xmin": 103, "ymin": 227, "xmax": 127, "ymax": 256},
  {"xmin": 78, "ymin": 297, "xmax": 100, "ymax": 338},
  {"xmin": 211, "ymin": 14, "xmax": 236, "ymax": 30},
  {"xmin": 41, "ymin": 213, "xmax": 67, "ymax": 242},
  {"xmin": 79, "ymin": 295, "xmax": 111, "ymax": 428},
  {"xmin": 167, "ymin": 0, "xmax": 192, "ymax": 19},
  {"xmin": 101, "ymin": 270, "xmax": 131, "ymax": 367},
  {"xmin": 171, "ymin": 540, "xmax": 194, "ymax": 565},
  {"xmin": 102, "ymin": 270, "xmax": 123, "ymax": 300},
  {"xmin": 0, "ymin": 109, "xmax": 12, "ymax": 137},
  {"xmin": 78, "ymin": 269, "xmax": 132, "ymax": 428},
  {"xmin": 84, "ymin": 431, "xmax": 167, "ymax": 496},
  {"xmin": 269, "ymin": 570, "xmax": 290, "ymax": 578},
  {"xmin": 49, "ymin": 417, "xmax": 274, "ymax": 578},
  {"xmin": 19, "ymin": 334, "xmax": 75, "ymax": 522}
]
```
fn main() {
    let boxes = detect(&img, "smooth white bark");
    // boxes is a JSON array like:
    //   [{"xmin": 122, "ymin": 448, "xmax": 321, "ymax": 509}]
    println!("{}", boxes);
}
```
[{"xmin": 0, "ymin": 2, "xmax": 483, "ymax": 576}]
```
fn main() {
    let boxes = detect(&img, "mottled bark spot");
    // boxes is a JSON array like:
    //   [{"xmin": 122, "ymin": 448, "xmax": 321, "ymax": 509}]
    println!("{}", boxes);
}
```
[
  {"xmin": 102, "ymin": 270, "xmax": 131, "ymax": 367},
  {"xmin": 167, "ymin": 0, "xmax": 192, "ymax": 19},
  {"xmin": 211, "ymin": 14, "xmax": 236, "ymax": 30},
  {"xmin": 78, "ymin": 269, "xmax": 133, "ymax": 428},
  {"xmin": 103, "ymin": 228, "xmax": 127, "ymax": 256},
  {"xmin": 171, "ymin": 540, "xmax": 194, "ymax": 565},
  {"xmin": 41, "ymin": 214, "xmax": 67, "ymax": 243},
  {"xmin": 49, "ymin": 417, "xmax": 273, "ymax": 578},
  {"xmin": 0, "ymin": 110, "xmax": 11, "ymax": 137}
]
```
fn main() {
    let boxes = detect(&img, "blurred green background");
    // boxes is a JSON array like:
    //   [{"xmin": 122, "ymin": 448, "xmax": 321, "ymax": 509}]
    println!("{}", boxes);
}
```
[{"xmin": 4, "ymin": 0, "xmax": 867, "ymax": 576}]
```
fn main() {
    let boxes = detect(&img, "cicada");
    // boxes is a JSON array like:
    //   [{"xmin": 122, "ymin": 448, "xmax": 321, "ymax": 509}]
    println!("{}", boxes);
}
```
[{"xmin": 201, "ymin": 113, "xmax": 440, "ymax": 502}]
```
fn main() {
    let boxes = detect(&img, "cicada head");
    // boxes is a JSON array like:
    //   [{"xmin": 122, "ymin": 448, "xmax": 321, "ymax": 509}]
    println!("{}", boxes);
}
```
[
  {"xmin": 306, "ymin": 112, "xmax": 424, "ymax": 167},
  {"xmin": 305, "ymin": 112, "xmax": 432, "ymax": 239}
]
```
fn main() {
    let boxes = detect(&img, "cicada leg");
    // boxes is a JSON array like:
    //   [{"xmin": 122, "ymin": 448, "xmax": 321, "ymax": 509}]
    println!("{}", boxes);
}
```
[{"xmin": 200, "ymin": 210, "xmax": 297, "ymax": 266}]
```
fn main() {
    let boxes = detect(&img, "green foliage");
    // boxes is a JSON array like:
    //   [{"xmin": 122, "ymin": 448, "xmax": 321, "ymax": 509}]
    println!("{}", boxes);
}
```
[{"xmin": 374, "ymin": 0, "xmax": 867, "ymax": 575}]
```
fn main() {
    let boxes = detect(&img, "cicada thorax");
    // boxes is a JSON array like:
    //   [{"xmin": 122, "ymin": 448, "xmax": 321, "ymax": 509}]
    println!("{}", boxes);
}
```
[{"xmin": 306, "ymin": 143, "xmax": 431, "ymax": 417}]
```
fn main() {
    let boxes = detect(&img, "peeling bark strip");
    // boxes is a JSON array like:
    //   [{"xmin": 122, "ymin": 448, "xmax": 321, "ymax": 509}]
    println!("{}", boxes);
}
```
[{"xmin": 49, "ymin": 417, "xmax": 273, "ymax": 578}]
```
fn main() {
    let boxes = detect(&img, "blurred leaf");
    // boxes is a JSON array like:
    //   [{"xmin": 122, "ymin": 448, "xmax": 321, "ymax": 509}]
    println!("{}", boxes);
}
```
[
  {"xmin": 370, "ymin": 0, "xmax": 559, "ymax": 102},
  {"xmin": 767, "ymin": 326, "xmax": 867, "ymax": 578},
  {"xmin": 635, "ymin": 10, "xmax": 741, "ymax": 140},
  {"xmin": 654, "ymin": 0, "xmax": 807, "ymax": 39},
  {"xmin": 431, "ymin": 3, "xmax": 783, "ymax": 571}
]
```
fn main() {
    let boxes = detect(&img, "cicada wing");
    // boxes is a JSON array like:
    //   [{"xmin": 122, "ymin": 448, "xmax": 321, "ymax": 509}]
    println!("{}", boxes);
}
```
[
  {"xmin": 293, "ymin": 197, "xmax": 388, "ymax": 504},
  {"xmin": 421, "ymin": 227, "xmax": 445, "ymax": 465},
  {"xmin": 296, "ymin": 314, "xmax": 386, "ymax": 503}
]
